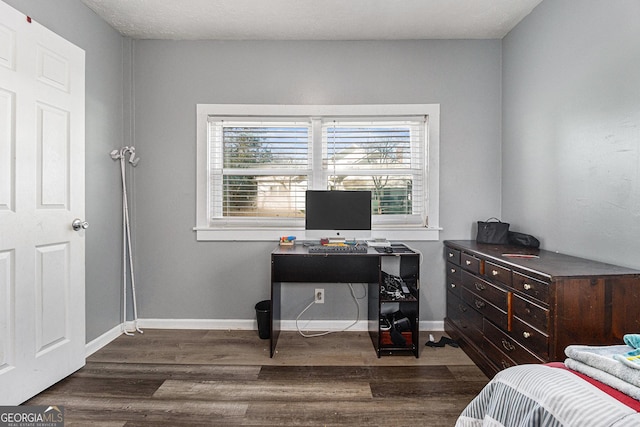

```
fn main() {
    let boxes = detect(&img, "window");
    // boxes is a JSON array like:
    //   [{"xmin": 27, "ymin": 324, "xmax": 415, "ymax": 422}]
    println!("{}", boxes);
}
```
[
  {"xmin": 322, "ymin": 119, "xmax": 425, "ymax": 226},
  {"xmin": 196, "ymin": 105, "xmax": 440, "ymax": 241},
  {"xmin": 210, "ymin": 120, "xmax": 310, "ymax": 220}
]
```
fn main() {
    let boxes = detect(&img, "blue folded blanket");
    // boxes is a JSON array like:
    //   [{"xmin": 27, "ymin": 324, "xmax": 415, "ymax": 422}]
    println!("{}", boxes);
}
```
[{"xmin": 624, "ymin": 334, "xmax": 640, "ymax": 349}]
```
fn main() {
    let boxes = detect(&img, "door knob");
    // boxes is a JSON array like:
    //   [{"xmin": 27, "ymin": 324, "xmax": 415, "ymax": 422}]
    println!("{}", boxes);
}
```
[{"xmin": 72, "ymin": 218, "xmax": 89, "ymax": 231}]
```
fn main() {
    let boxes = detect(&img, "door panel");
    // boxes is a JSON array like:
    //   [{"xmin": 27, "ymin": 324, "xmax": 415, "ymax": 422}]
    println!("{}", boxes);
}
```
[
  {"xmin": 35, "ymin": 243, "xmax": 69, "ymax": 354},
  {"xmin": 36, "ymin": 45, "xmax": 70, "ymax": 92},
  {"xmin": 37, "ymin": 103, "xmax": 69, "ymax": 208},
  {"xmin": 0, "ymin": 250, "xmax": 14, "ymax": 370},
  {"xmin": 0, "ymin": 88, "xmax": 14, "ymax": 211},
  {"xmin": 0, "ymin": 22, "xmax": 15, "ymax": 69}
]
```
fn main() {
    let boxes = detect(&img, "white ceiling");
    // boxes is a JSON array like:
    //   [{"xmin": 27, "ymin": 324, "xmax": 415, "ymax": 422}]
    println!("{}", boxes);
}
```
[{"xmin": 80, "ymin": 0, "xmax": 544, "ymax": 41}]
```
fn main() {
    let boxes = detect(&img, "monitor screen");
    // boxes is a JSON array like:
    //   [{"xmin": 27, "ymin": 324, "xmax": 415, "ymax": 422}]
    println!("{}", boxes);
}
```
[{"xmin": 305, "ymin": 190, "xmax": 372, "ymax": 238}]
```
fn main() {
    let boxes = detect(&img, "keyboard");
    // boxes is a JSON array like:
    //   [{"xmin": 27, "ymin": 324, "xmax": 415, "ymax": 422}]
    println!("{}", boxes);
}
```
[{"xmin": 308, "ymin": 245, "xmax": 368, "ymax": 254}]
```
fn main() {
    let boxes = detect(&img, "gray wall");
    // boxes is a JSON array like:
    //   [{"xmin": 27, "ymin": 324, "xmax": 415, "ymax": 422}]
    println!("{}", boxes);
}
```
[
  {"xmin": 6, "ymin": 0, "xmax": 638, "ymax": 342},
  {"xmin": 132, "ymin": 40, "xmax": 503, "ymax": 322},
  {"xmin": 3, "ymin": 0, "xmax": 126, "ymax": 341},
  {"xmin": 502, "ymin": 0, "xmax": 640, "ymax": 269},
  {"xmin": 16, "ymin": 0, "xmax": 639, "ymax": 343}
]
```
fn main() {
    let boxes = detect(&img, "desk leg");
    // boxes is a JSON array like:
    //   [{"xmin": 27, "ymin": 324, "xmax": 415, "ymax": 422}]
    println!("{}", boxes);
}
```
[
  {"xmin": 367, "ymin": 281, "xmax": 381, "ymax": 358},
  {"xmin": 270, "ymin": 281, "xmax": 281, "ymax": 357}
]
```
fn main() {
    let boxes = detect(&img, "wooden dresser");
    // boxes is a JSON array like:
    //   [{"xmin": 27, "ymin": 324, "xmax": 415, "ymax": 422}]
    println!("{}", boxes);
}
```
[{"xmin": 444, "ymin": 240, "xmax": 640, "ymax": 378}]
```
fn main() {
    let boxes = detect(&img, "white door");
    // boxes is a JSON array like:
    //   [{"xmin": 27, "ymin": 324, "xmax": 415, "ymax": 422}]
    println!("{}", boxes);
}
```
[{"xmin": 0, "ymin": 1, "xmax": 85, "ymax": 404}]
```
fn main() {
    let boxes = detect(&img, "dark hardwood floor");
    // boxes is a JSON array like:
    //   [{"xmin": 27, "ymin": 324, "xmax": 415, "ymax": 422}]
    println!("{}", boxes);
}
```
[{"xmin": 25, "ymin": 329, "xmax": 488, "ymax": 426}]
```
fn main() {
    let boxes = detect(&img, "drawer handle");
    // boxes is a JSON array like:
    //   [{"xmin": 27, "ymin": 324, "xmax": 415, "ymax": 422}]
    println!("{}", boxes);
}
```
[
  {"xmin": 448, "ymin": 252, "xmax": 454, "ymax": 258},
  {"xmin": 450, "ymin": 283, "xmax": 456, "ymax": 289},
  {"xmin": 501, "ymin": 339, "xmax": 515, "ymax": 352},
  {"xmin": 474, "ymin": 299, "xmax": 485, "ymax": 309},
  {"xmin": 465, "ymin": 260, "xmax": 472, "ymax": 265},
  {"xmin": 501, "ymin": 360, "xmax": 510, "ymax": 369},
  {"xmin": 522, "ymin": 331, "xmax": 531, "ymax": 339},
  {"xmin": 474, "ymin": 282, "xmax": 486, "ymax": 291},
  {"xmin": 491, "ymin": 270, "xmax": 499, "ymax": 276},
  {"xmin": 458, "ymin": 304, "xmax": 467, "ymax": 313},
  {"xmin": 523, "ymin": 283, "xmax": 532, "ymax": 290},
  {"xmin": 450, "ymin": 268, "xmax": 456, "ymax": 274}
]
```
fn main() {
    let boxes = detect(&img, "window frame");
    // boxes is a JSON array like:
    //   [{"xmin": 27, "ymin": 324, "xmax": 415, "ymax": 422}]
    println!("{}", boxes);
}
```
[{"xmin": 195, "ymin": 104, "xmax": 440, "ymax": 241}]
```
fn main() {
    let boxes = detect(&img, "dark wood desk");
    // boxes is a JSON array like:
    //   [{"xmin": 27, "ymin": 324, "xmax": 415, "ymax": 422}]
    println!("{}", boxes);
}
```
[{"xmin": 270, "ymin": 244, "xmax": 420, "ymax": 358}]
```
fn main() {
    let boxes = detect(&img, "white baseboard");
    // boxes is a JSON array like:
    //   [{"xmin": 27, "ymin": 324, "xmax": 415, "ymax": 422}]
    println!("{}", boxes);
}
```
[
  {"xmin": 281, "ymin": 319, "xmax": 369, "ymax": 331},
  {"xmin": 85, "ymin": 323, "xmax": 124, "ymax": 357},
  {"xmin": 84, "ymin": 319, "xmax": 445, "ymax": 356},
  {"xmin": 420, "ymin": 320, "xmax": 445, "ymax": 331},
  {"xmin": 131, "ymin": 318, "xmax": 444, "ymax": 332},
  {"xmin": 279, "ymin": 320, "xmax": 444, "ymax": 332},
  {"xmin": 134, "ymin": 318, "xmax": 257, "ymax": 330}
]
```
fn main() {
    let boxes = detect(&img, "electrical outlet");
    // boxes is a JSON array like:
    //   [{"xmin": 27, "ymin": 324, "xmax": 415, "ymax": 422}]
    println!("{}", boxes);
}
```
[{"xmin": 315, "ymin": 288, "xmax": 324, "ymax": 304}]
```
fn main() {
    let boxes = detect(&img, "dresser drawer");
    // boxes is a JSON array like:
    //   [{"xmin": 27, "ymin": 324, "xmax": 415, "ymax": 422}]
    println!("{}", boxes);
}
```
[
  {"xmin": 484, "ymin": 261, "xmax": 512, "ymax": 286},
  {"xmin": 483, "ymin": 338, "xmax": 517, "ymax": 371},
  {"xmin": 446, "ymin": 290, "xmax": 464, "ymax": 327},
  {"xmin": 462, "ymin": 287, "xmax": 508, "ymax": 331},
  {"xmin": 512, "ymin": 293, "xmax": 549, "ymax": 332},
  {"xmin": 484, "ymin": 319, "xmax": 545, "ymax": 365},
  {"xmin": 511, "ymin": 316, "xmax": 549, "ymax": 358},
  {"xmin": 447, "ymin": 291, "xmax": 483, "ymax": 342},
  {"xmin": 461, "ymin": 252, "xmax": 481, "ymax": 274},
  {"xmin": 446, "ymin": 261, "xmax": 462, "ymax": 296},
  {"xmin": 464, "ymin": 325, "xmax": 485, "ymax": 349},
  {"xmin": 447, "ymin": 261, "xmax": 462, "ymax": 279},
  {"xmin": 446, "ymin": 278, "xmax": 461, "ymax": 297},
  {"xmin": 513, "ymin": 271, "xmax": 549, "ymax": 304},
  {"xmin": 461, "ymin": 270, "xmax": 508, "ymax": 308},
  {"xmin": 445, "ymin": 247, "xmax": 461, "ymax": 265}
]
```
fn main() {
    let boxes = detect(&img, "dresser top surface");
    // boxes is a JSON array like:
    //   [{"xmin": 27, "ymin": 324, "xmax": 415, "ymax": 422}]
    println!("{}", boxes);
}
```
[{"xmin": 445, "ymin": 240, "xmax": 640, "ymax": 279}]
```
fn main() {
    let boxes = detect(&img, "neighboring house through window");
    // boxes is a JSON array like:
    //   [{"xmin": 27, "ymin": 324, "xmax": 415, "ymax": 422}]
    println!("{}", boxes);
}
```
[{"xmin": 195, "ymin": 104, "xmax": 440, "ymax": 241}]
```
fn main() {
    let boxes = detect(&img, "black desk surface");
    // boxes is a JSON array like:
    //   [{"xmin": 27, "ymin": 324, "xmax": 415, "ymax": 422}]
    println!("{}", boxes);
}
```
[
  {"xmin": 272, "ymin": 243, "xmax": 414, "ymax": 256},
  {"xmin": 271, "ymin": 243, "xmax": 416, "ymax": 283},
  {"xmin": 272, "ymin": 244, "xmax": 376, "ymax": 256}
]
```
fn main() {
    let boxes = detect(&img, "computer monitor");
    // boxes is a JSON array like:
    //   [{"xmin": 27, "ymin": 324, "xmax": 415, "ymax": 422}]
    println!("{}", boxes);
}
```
[{"xmin": 304, "ymin": 190, "xmax": 372, "ymax": 240}]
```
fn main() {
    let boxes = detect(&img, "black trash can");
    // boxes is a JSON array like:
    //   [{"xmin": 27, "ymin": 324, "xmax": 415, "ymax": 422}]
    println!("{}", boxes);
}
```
[{"xmin": 255, "ymin": 300, "xmax": 270, "ymax": 339}]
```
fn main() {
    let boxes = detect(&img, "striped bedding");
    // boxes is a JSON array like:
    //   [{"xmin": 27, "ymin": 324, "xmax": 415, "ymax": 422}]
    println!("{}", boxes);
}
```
[{"xmin": 456, "ymin": 364, "xmax": 640, "ymax": 426}]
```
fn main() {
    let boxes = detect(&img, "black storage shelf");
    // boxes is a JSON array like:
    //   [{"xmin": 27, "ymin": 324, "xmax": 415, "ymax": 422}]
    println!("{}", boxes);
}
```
[{"xmin": 368, "ymin": 246, "xmax": 420, "ymax": 358}]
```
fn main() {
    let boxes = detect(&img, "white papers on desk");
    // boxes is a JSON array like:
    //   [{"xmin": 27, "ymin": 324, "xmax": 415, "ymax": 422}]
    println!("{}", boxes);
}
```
[{"xmin": 366, "ymin": 239, "xmax": 391, "ymax": 248}]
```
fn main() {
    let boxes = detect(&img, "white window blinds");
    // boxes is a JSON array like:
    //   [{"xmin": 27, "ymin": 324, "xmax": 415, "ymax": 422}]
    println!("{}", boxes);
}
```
[
  {"xmin": 209, "ymin": 119, "xmax": 311, "ymax": 220},
  {"xmin": 322, "ymin": 119, "xmax": 426, "ymax": 224},
  {"xmin": 207, "ymin": 113, "xmax": 428, "ymax": 227}
]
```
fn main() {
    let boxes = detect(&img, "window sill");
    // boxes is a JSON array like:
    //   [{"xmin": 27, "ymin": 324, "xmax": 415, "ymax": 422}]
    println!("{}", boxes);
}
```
[{"xmin": 194, "ymin": 227, "xmax": 441, "ymax": 242}]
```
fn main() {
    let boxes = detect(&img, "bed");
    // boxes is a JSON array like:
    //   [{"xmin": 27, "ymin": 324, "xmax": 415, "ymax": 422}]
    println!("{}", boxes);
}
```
[{"xmin": 456, "ymin": 343, "xmax": 640, "ymax": 426}]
